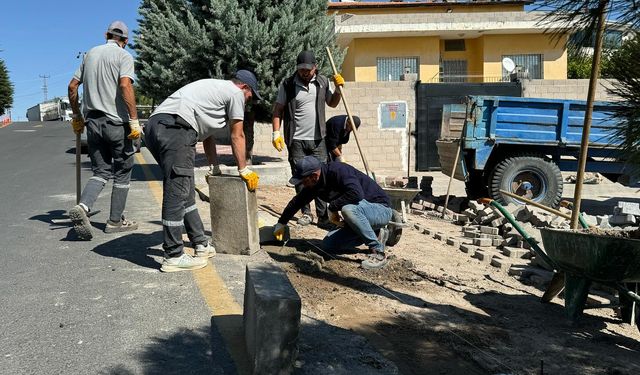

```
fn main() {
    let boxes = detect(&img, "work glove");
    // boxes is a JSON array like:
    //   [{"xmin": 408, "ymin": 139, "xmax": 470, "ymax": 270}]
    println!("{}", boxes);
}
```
[
  {"xmin": 273, "ymin": 223, "xmax": 287, "ymax": 242},
  {"xmin": 328, "ymin": 210, "xmax": 344, "ymax": 228},
  {"xmin": 239, "ymin": 167, "xmax": 259, "ymax": 191},
  {"xmin": 332, "ymin": 73, "xmax": 345, "ymax": 87},
  {"xmin": 128, "ymin": 119, "xmax": 142, "ymax": 140},
  {"xmin": 272, "ymin": 131, "xmax": 285, "ymax": 152},
  {"xmin": 71, "ymin": 114, "xmax": 84, "ymax": 135}
]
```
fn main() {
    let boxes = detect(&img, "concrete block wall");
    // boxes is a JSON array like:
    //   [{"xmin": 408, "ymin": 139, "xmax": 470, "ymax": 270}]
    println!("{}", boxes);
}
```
[
  {"xmin": 251, "ymin": 81, "xmax": 417, "ymax": 176},
  {"xmin": 522, "ymin": 79, "xmax": 621, "ymax": 101}
]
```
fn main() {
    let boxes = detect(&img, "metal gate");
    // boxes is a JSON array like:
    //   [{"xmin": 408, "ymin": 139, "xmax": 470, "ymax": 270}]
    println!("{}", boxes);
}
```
[{"xmin": 415, "ymin": 82, "xmax": 522, "ymax": 171}]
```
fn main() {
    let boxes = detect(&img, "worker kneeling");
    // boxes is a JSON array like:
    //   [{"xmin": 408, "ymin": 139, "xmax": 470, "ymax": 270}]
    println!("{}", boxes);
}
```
[{"xmin": 274, "ymin": 156, "xmax": 392, "ymax": 270}]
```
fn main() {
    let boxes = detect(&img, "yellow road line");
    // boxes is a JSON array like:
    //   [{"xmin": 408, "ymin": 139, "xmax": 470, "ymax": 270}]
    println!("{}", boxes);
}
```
[{"xmin": 135, "ymin": 150, "xmax": 250, "ymax": 374}]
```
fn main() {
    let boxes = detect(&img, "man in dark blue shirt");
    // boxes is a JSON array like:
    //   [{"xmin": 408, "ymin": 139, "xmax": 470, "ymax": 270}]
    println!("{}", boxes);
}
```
[
  {"xmin": 273, "ymin": 156, "xmax": 392, "ymax": 270},
  {"xmin": 325, "ymin": 115, "xmax": 361, "ymax": 162}
]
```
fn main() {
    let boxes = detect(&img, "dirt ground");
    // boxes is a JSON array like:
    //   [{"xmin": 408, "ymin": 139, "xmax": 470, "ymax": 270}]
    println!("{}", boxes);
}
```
[{"xmin": 256, "ymin": 185, "xmax": 640, "ymax": 375}]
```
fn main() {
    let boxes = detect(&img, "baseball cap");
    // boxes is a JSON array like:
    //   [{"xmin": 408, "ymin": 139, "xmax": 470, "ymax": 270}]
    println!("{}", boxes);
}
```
[
  {"xmin": 107, "ymin": 21, "xmax": 129, "ymax": 38},
  {"xmin": 296, "ymin": 50, "xmax": 317, "ymax": 70},
  {"xmin": 235, "ymin": 70, "xmax": 262, "ymax": 101},
  {"xmin": 289, "ymin": 156, "xmax": 322, "ymax": 185}
]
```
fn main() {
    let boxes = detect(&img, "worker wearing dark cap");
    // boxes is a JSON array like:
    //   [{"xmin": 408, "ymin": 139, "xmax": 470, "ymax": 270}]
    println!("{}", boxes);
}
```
[
  {"xmin": 271, "ymin": 50, "xmax": 344, "ymax": 229},
  {"xmin": 325, "ymin": 115, "xmax": 361, "ymax": 162},
  {"xmin": 144, "ymin": 70, "xmax": 261, "ymax": 272},
  {"xmin": 273, "ymin": 156, "xmax": 392, "ymax": 270}
]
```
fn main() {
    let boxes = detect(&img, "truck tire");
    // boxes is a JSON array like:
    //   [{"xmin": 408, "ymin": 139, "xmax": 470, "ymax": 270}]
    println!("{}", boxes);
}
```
[{"xmin": 489, "ymin": 156, "xmax": 563, "ymax": 208}]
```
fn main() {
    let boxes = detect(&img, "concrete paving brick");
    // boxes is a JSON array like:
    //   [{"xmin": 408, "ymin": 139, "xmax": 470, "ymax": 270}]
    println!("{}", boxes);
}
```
[
  {"xmin": 414, "ymin": 223, "xmax": 422, "ymax": 231},
  {"xmin": 617, "ymin": 201, "xmax": 640, "ymax": 215},
  {"xmin": 434, "ymin": 232, "xmax": 446, "ymax": 240},
  {"xmin": 473, "ymin": 238, "xmax": 492, "ymax": 247},
  {"xmin": 480, "ymin": 226, "xmax": 499, "ymax": 235},
  {"xmin": 446, "ymin": 238, "xmax": 459, "ymax": 247},
  {"xmin": 502, "ymin": 247, "xmax": 529, "ymax": 259},
  {"xmin": 422, "ymin": 228, "xmax": 432, "ymax": 235},
  {"xmin": 492, "ymin": 239, "xmax": 503, "ymax": 247},
  {"xmin": 490, "ymin": 256, "xmax": 510, "ymax": 270},
  {"xmin": 459, "ymin": 244, "xmax": 475, "ymax": 253},
  {"xmin": 473, "ymin": 249, "xmax": 496, "ymax": 262}
]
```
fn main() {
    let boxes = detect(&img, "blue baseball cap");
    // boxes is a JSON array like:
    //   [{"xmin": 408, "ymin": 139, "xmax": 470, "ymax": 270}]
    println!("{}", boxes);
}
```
[
  {"xmin": 289, "ymin": 156, "xmax": 322, "ymax": 185},
  {"xmin": 234, "ymin": 70, "xmax": 262, "ymax": 101}
]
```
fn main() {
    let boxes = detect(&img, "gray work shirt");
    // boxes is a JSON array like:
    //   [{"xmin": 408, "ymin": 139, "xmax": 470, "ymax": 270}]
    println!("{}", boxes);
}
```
[
  {"xmin": 73, "ymin": 40, "xmax": 135, "ymax": 124},
  {"xmin": 276, "ymin": 75, "xmax": 333, "ymax": 141},
  {"xmin": 152, "ymin": 79, "xmax": 245, "ymax": 141}
]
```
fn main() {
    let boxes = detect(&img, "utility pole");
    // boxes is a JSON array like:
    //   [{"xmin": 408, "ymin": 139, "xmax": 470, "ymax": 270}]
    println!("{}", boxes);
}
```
[{"xmin": 39, "ymin": 74, "xmax": 50, "ymax": 102}]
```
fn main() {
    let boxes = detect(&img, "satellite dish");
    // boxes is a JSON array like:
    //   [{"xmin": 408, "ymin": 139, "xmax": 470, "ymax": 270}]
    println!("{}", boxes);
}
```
[{"xmin": 502, "ymin": 57, "xmax": 516, "ymax": 73}]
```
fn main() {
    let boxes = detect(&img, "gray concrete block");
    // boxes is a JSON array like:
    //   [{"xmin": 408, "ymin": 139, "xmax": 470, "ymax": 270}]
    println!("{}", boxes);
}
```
[
  {"xmin": 609, "ymin": 214, "xmax": 636, "ymax": 226},
  {"xmin": 244, "ymin": 262, "xmax": 301, "ymax": 375},
  {"xmin": 434, "ymin": 232, "xmax": 446, "ymax": 241},
  {"xmin": 492, "ymin": 238, "xmax": 503, "ymax": 247},
  {"xmin": 490, "ymin": 256, "xmax": 510, "ymax": 270},
  {"xmin": 473, "ymin": 249, "xmax": 497, "ymax": 262},
  {"xmin": 473, "ymin": 238, "xmax": 492, "ymax": 247},
  {"xmin": 480, "ymin": 226, "xmax": 499, "ymax": 235},
  {"xmin": 446, "ymin": 238, "xmax": 459, "ymax": 247},
  {"xmin": 617, "ymin": 201, "xmax": 640, "ymax": 215},
  {"xmin": 459, "ymin": 244, "xmax": 475, "ymax": 253},
  {"xmin": 502, "ymin": 247, "xmax": 529, "ymax": 259},
  {"xmin": 468, "ymin": 201, "xmax": 484, "ymax": 212},
  {"xmin": 209, "ymin": 175, "xmax": 260, "ymax": 255},
  {"xmin": 422, "ymin": 228, "xmax": 432, "ymax": 235}
]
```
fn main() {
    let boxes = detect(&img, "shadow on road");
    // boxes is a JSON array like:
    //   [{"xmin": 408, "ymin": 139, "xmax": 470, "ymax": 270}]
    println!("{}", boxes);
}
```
[{"xmin": 92, "ymin": 231, "xmax": 165, "ymax": 270}]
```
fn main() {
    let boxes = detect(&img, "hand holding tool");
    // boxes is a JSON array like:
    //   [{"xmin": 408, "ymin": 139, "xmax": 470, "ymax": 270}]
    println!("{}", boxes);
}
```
[
  {"xmin": 71, "ymin": 114, "xmax": 84, "ymax": 134},
  {"xmin": 273, "ymin": 223, "xmax": 287, "ymax": 241}
]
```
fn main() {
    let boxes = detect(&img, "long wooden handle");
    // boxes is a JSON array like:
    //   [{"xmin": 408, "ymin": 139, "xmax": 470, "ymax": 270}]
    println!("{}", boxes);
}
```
[
  {"xmin": 75, "ymin": 133, "xmax": 81, "ymax": 204},
  {"xmin": 325, "ymin": 47, "xmax": 371, "ymax": 176}
]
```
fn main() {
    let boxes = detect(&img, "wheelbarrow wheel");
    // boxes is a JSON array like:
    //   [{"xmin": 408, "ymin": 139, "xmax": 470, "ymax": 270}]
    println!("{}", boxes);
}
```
[{"xmin": 386, "ymin": 210, "xmax": 404, "ymax": 247}]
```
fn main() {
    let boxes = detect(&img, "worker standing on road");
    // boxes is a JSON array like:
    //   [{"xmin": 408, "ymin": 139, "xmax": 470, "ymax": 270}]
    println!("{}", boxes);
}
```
[
  {"xmin": 325, "ymin": 115, "xmax": 361, "ymax": 163},
  {"xmin": 67, "ymin": 21, "xmax": 141, "ymax": 241},
  {"xmin": 273, "ymin": 156, "xmax": 392, "ymax": 270},
  {"xmin": 144, "ymin": 70, "xmax": 261, "ymax": 273},
  {"xmin": 272, "ymin": 50, "xmax": 344, "ymax": 229}
]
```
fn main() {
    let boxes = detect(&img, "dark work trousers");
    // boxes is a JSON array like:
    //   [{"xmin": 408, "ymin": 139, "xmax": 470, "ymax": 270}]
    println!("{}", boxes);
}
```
[
  {"xmin": 81, "ymin": 111, "xmax": 135, "ymax": 222},
  {"xmin": 144, "ymin": 114, "xmax": 208, "ymax": 258},
  {"xmin": 287, "ymin": 139, "xmax": 328, "ymax": 219}
]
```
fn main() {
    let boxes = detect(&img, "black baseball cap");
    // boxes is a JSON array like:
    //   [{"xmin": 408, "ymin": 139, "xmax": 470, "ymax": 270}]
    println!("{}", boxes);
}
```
[
  {"xmin": 289, "ymin": 156, "xmax": 322, "ymax": 185},
  {"xmin": 234, "ymin": 70, "xmax": 262, "ymax": 101},
  {"xmin": 296, "ymin": 50, "xmax": 317, "ymax": 70}
]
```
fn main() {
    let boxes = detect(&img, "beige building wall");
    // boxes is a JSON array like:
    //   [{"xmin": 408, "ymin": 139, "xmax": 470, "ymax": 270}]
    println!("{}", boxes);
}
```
[
  {"xmin": 522, "ymin": 79, "xmax": 620, "ymax": 101},
  {"xmin": 482, "ymin": 34, "xmax": 568, "ymax": 80}
]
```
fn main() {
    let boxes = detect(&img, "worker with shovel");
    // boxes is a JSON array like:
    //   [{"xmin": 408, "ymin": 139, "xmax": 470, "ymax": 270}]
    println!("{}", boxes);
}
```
[
  {"xmin": 273, "ymin": 156, "xmax": 392, "ymax": 270},
  {"xmin": 271, "ymin": 50, "xmax": 344, "ymax": 229},
  {"xmin": 144, "ymin": 70, "xmax": 261, "ymax": 272},
  {"xmin": 325, "ymin": 115, "xmax": 361, "ymax": 162},
  {"xmin": 67, "ymin": 21, "xmax": 141, "ymax": 240}
]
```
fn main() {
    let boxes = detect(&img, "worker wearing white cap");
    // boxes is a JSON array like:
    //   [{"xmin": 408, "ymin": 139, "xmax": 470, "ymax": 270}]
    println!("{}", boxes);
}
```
[{"xmin": 67, "ymin": 20, "xmax": 141, "ymax": 240}]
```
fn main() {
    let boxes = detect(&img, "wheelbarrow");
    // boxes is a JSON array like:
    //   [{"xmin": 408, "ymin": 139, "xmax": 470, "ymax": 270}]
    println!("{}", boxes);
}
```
[{"xmin": 479, "ymin": 198, "xmax": 640, "ymax": 326}]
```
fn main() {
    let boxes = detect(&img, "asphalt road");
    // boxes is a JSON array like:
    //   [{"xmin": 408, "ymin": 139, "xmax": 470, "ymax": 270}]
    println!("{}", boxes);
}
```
[{"xmin": 0, "ymin": 121, "xmax": 232, "ymax": 375}]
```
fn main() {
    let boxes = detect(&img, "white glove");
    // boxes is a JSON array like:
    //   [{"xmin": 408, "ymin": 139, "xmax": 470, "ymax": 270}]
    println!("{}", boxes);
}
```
[{"xmin": 128, "ymin": 119, "xmax": 142, "ymax": 139}]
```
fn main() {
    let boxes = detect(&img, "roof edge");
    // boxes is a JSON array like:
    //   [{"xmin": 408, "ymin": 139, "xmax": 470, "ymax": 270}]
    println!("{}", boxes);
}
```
[{"xmin": 328, "ymin": 1, "xmax": 534, "ymax": 10}]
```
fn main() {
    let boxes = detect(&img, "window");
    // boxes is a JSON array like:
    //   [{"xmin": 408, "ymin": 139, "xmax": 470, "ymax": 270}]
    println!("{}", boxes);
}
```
[
  {"xmin": 502, "ymin": 54, "xmax": 543, "ymax": 79},
  {"xmin": 377, "ymin": 57, "xmax": 419, "ymax": 81},
  {"xmin": 444, "ymin": 40, "xmax": 466, "ymax": 52},
  {"xmin": 440, "ymin": 60, "xmax": 468, "ymax": 83}
]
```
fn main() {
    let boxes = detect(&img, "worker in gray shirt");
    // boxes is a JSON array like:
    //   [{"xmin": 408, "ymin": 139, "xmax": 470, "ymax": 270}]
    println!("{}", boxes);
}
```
[
  {"xmin": 144, "ymin": 70, "xmax": 260, "ymax": 273},
  {"xmin": 67, "ymin": 20, "xmax": 141, "ymax": 241},
  {"xmin": 272, "ymin": 50, "xmax": 344, "ymax": 228}
]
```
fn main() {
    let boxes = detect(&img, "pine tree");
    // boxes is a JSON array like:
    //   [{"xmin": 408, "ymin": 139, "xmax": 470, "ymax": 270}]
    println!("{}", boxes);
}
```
[
  {"xmin": 134, "ymin": 0, "xmax": 343, "ymax": 116},
  {"xmin": 0, "ymin": 59, "xmax": 13, "ymax": 116}
]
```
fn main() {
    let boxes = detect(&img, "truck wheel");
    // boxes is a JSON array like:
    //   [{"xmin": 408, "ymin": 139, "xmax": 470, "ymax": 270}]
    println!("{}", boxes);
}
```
[{"xmin": 489, "ymin": 156, "xmax": 563, "ymax": 208}]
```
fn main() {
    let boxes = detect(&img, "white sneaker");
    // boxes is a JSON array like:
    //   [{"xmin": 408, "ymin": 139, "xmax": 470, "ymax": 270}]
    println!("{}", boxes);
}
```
[
  {"xmin": 194, "ymin": 242, "xmax": 216, "ymax": 258},
  {"xmin": 160, "ymin": 253, "xmax": 208, "ymax": 273}
]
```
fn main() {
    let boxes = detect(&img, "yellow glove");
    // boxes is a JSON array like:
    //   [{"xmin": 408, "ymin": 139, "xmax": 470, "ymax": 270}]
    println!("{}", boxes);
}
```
[
  {"xmin": 329, "ymin": 210, "xmax": 344, "ymax": 227},
  {"xmin": 273, "ymin": 223, "xmax": 287, "ymax": 241},
  {"xmin": 71, "ymin": 114, "xmax": 84, "ymax": 135},
  {"xmin": 239, "ymin": 167, "xmax": 259, "ymax": 191},
  {"xmin": 272, "ymin": 131, "xmax": 285, "ymax": 152},
  {"xmin": 128, "ymin": 119, "xmax": 142, "ymax": 140},
  {"xmin": 333, "ymin": 73, "xmax": 345, "ymax": 87}
]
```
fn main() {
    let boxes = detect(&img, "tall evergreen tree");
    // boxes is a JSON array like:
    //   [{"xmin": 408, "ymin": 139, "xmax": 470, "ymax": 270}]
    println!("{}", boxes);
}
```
[
  {"xmin": 133, "ymin": 0, "xmax": 343, "ymax": 116},
  {"xmin": 0, "ymin": 59, "xmax": 13, "ymax": 116}
]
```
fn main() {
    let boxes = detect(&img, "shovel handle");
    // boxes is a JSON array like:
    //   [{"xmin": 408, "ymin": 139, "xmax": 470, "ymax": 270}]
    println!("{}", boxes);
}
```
[{"xmin": 76, "ymin": 133, "xmax": 81, "ymax": 204}]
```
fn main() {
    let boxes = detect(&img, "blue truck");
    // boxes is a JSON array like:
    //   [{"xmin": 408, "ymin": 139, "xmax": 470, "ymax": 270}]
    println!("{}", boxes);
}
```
[{"xmin": 436, "ymin": 95, "xmax": 626, "ymax": 207}]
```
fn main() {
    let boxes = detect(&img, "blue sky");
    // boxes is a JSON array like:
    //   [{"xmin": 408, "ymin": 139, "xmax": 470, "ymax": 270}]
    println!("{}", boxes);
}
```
[{"xmin": 1, "ymin": 1, "xmax": 141, "ymax": 121}]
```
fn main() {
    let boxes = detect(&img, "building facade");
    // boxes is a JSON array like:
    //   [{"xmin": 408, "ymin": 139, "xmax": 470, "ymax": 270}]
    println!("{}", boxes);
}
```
[{"xmin": 330, "ymin": 0, "xmax": 569, "ymax": 83}]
